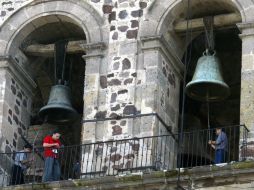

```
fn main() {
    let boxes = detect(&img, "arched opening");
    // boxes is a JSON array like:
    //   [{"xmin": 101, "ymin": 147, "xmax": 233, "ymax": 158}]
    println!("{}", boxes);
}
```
[
  {"xmin": 11, "ymin": 14, "xmax": 86, "ymax": 147},
  {"xmin": 162, "ymin": 0, "xmax": 242, "ymax": 167}
]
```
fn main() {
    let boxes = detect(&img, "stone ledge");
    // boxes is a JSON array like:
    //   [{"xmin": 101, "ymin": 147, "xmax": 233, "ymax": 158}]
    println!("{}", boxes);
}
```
[{"xmin": 3, "ymin": 161, "xmax": 254, "ymax": 189}]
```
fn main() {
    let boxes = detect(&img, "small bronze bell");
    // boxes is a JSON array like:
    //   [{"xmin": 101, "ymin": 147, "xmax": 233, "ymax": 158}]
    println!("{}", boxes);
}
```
[
  {"xmin": 186, "ymin": 50, "xmax": 230, "ymax": 102},
  {"xmin": 39, "ymin": 84, "xmax": 77, "ymax": 124}
]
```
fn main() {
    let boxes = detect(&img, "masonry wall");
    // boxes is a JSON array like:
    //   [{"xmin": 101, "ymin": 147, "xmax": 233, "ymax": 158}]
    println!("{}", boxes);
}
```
[{"xmin": 1, "ymin": 0, "xmax": 254, "ymax": 173}]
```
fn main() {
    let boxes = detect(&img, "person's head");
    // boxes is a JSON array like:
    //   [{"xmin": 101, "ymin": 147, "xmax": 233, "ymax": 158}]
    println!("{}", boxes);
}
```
[
  {"xmin": 215, "ymin": 128, "xmax": 222, "ymax": 135},
  {"xmin": 24, "ymin": 144, "xmax": 32, "ymax": 152},
  {"xmin": 52, "ymin": 130, "xmax": 61, "ymax": 140}
]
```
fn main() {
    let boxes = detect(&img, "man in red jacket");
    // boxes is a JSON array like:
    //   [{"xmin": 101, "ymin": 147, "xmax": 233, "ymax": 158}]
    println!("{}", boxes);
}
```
[{"xmin": 42, "ymin": 130, "xmax": 61, "ymax": 182}]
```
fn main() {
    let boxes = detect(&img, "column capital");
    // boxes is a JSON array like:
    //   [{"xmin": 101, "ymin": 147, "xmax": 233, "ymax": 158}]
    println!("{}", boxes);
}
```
[
  {"xmin": 237, "ymin": 22, "xmax": 254, "ymax": 39},
  {"xmin": 140, "ymin": 35, "xmax": 184, "ymax": 79},
  {"xmin": 81, "ymin": 42, "xmax": 106, "ymax": 60}
]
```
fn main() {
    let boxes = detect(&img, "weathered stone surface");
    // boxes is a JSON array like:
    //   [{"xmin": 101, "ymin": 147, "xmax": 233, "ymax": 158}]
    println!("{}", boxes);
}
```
[
  {"xmin": 0, "ymin": 11, "xmax": 6, "ymax": 17},
  {"xmin": 124, "ymin": 78, "xmax": 133, "ymax": 85},
  {"xmin": 131, "ymin": 72, "xmax": 137, "ymax": 77},
  {"xmin": 16, "ymin": 99, "xmax": 20, "ymax": 106},
  {"xmin": 131, "ymin": 9, "xmax": 143, "ymax": 17},
  {"xmin": 118, "ymin": 0, "xmax": 128, "ymax": 3},
  {"xmin": 18, "ymin": 127, "xmax": 22, "ymax": 135},
  {"xmin": 14, "ymin": 105, "xmax": 19, "ymax": 115},
  {"xmin": 107, "ymin": 73, "xmax": 114, "ymax": 78},
  {"xmin": 114, "ymin": 57, "xmax": 121, "ymax": 61},
  {"xmin": 118, "ymin": 26, "xmax": 128, "ymax": 32},
  {"xmin": 110, "ymin": 25, "xmax": 116, "ymax": 31},
  {"xmin": 102, "ymin": 5, "xmax": 113, "ymax": 14},
  {"xmin": 8, "ymin": 116, "xmax": 12, "ymax": 124},
  {"xmin": 131, "ymin": 20, "xmax": 139, "ymax": 28},
  {"xmin": 123, "ymin": 105, "xmax": 137, "ymax": 115},
  {"xmin": 119, "ymin": 10, "xmax": 128, "ymax": 19},
  {"xmin": 113, "ymin": 62, "xmax": 120, "ymax": 70},
  {"xmin": 111, "ymin": 104, "xmax": 120, "ymax": 111},
  {"xmin": 13, "ymin": 140, "xmax": 16, "ymax": 147},
  {"xmin": 111, "ymin": 93, "xmax": 117, "ymax": 103},
  {"xmin": 126, "ymin": 29, "xmax": 138, "ymax": 39},
  {"xmin": 112, "ymin": 125, "xmax": 122, "ymax": 135},
  {"xmin": 112, "ymin": 32, "xmax": 118, "ymax": 40},
  {"xmin": 118, "ymin": 89, "xmax": 128, "ymax": 94},
  {"xmin": 119, "ymin": 72, "xmax": 130, "ymax": 77},
  {"xmin": 104, "ymin": 0, "xmax": 112, "ymax": 3},
  {"xmin": 111, "ymin": 120, "xmax": 117, "ymax": 125},
  {"xmin": 109, "ymin": 113, "xmax": 121, "ymax": 119},
  {"xmin": 13, "ymin": 114, "xmax": 19, "ymax": 125},
  {"xmin": 5, "ymin": 146, "xmax": 11, "ymax": 153},
  {"xmin": 108, "ymin": 79, "xmax": 121, "ymax": 86},
  {"xmin": 122, "ymin": 58, "xmax": 131, "ymax": 70},
  {"xmin": 8, "ymin": 109, "xmax": 12, "ymax": 115},
  {"xmin": 11, "ymin": 85, "xmax": 16, "ymax": 95},
  {"xmin": 23, "ymin": 99, "xmax": 27, "ymax": 107},
  {"xmin": 108, "ymin": 11, "xmax": 116, "ymax": 22},
  {"xmin": 100, "ymin": 76, "xmax": 107, "ymax": 89},
  {"xmin": 120, "ymin": 120, "xmax": 126, "ymax": 126},
  {"xmin": 17, "ymin": 92, "xmax": 22, "ymax": 100},
  {"xmin": 94, "ymin": 111, "xmax": 107, "ymax": 119},
  {"xmin": 139, "ymin": 2, "xmax": 147, "ymax": 9}
]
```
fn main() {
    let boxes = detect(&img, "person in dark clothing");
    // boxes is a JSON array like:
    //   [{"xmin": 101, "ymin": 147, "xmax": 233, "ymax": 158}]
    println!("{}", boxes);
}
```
[
  {"xmin": 208, "ymin": 128, "xmax": 228, "ymax": 164},
  {"xmin": 73, "ymin": 161, "xmax": 81, "ymax": 179},
  {"xmin": 10, "ymin": 144, "xmax": 33, "ymax": 185}
]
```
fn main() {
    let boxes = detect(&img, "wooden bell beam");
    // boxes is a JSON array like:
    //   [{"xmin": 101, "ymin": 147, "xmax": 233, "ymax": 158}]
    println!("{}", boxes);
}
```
[
  {"xmin": 173, "ymin": 13, "xmax": 241, "ymax": 33},
  {"xmin": 23, "ymin": 40, "xmax": 86, "ymax": 57}
]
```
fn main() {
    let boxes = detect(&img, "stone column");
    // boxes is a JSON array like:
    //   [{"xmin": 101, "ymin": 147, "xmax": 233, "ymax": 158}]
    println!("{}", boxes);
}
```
[
  {"xmin": 0, "ymin": 56, "xmax": 36, "ymax": 153},
  {"xmin": 140, "ymin": 35, "xmax": 183, "ymax": 168},
  {"xmin": 81, "ymin": 42, "xmax": 106, "ymax": 144},
  {"xmin": 0, "ymin": 56, "xmax": 36, "ymax": 180},
  {"xmin": 238, "ymin": 22, "xmax": 254, "ymax": 160}
]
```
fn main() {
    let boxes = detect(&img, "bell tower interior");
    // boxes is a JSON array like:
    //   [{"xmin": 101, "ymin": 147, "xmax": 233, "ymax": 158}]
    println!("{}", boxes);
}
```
[
  {"xmin": 182, "ymin": 28, "xmax": 241, "ymax": 129},
  {"xmin": 179, "ymin": 28, "xmax": 242, "ymax": 167},
  {"xmin": 17, "ymin": 15, "xmax": 86, "ymax": 147},
  {"xmin": 165, "ymin": 0, "xmax": 242, "ymax": 167}
]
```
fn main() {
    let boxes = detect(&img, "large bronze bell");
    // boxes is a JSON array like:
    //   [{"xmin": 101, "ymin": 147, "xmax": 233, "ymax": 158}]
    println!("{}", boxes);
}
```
[
  {"xmin": 186, "ymin": 50, "xmax": 230, "ymax": 102},
  {"xmin": 39, "ymin": 84, "xmax": 77, "ymax": 124}
]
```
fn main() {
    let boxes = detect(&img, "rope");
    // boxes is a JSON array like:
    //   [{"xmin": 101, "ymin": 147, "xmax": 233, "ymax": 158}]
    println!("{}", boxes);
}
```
[
  {"xmin": 177, "ymin": 0, "xmax": 193, "ymax": 188},
  {"xmin": 203, "ymin": 16, "xmax": 215, "ymax": 51}
]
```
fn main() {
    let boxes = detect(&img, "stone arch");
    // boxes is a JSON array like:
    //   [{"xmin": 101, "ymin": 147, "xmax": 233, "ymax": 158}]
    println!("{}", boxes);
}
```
[
  {"xmin": 140, "ymin": 0, "xmax": 246, "ymax": 37},
  {"xmin": 140, "ymin": 0, "xmax": 246, "ymax": 58},
  {"xmin": 0, "ymin": 0, "xmax": 105, "ymax": 56}
]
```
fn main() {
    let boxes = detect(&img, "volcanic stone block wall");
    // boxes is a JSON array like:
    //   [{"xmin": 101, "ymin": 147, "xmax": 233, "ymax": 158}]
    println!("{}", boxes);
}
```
[
  {"xmin": 0, "ymin": 63, "xmax": 32, "ymax": 154},
  {"xmin": 81, "ymin": 0, "xmax": 181, "ymax": 173},
  {"xmin": 83, "ymin": 0, "xmax": 159, "ymax": 145},
  {"xmin": 238, "ymin": 22, "xmax": 254, "ymax": 160}
]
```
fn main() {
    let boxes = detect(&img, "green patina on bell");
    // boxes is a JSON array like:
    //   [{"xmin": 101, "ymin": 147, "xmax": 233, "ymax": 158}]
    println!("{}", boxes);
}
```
[
  {"xmin": 39, "ymin": 84, "xmax": 78, "ymax": 125},
  {"xmin": 186, "ymin": 50, "xmax": 230, "ymax": 102}
]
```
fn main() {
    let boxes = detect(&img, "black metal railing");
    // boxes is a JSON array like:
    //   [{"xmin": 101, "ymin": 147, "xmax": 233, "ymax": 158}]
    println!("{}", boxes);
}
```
[{"xmin": 0, "ymin": 124, "xmax": 248, "ymax": 187}]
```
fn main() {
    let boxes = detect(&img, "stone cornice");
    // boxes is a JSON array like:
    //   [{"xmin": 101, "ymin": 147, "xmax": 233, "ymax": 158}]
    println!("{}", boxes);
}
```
[
  {"xmin": 81, "ymin": 42, "xmax": 106, "ymax": 51},
  {"xmin": 237, "ymin": 22, "xmax": 254, "ymax": 30},
  {"xmin": 237, "ymin": 22, "xmax": 254, "ymax": 38},
  {"xmin": 140, "ymin": 35, "xmax": 185, "ymax": 79},
  {"xmin": 0, "ymin": 55, "xmax": 37, "ymax": 96},
  {"xmin": 81, "ymin": 42, "xmax": 106, "ymax": 60}
]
